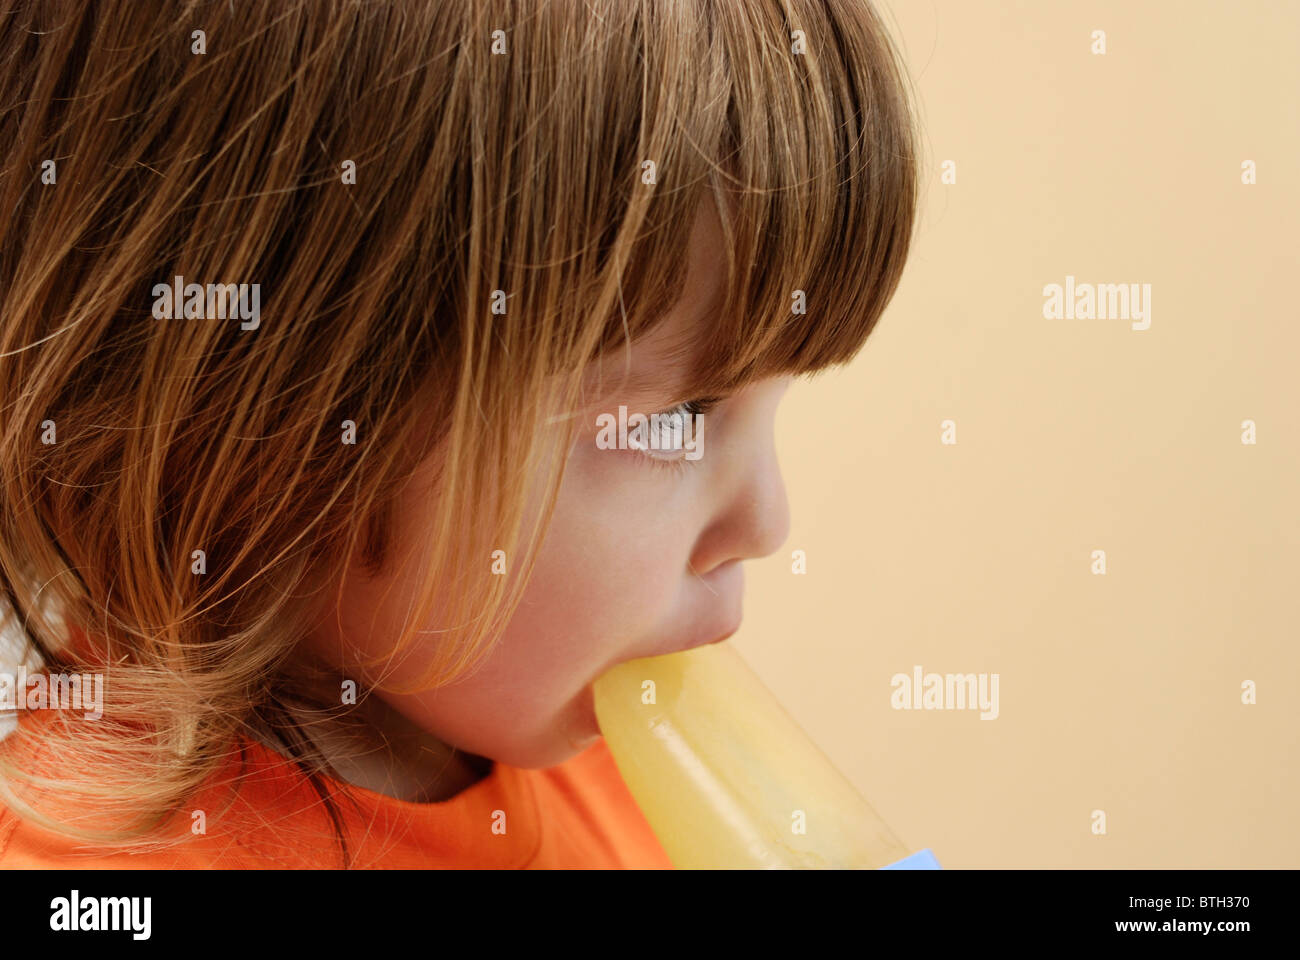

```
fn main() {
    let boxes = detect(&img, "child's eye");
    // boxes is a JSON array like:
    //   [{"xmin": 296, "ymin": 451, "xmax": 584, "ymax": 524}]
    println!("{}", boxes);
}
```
[
  {"xmin": 630, "ymin": 396, "xmax": 721, "ymax": 472},
  {"xmin": 667, "ymin": 396, "xmax": 721, "ymax": 420}
]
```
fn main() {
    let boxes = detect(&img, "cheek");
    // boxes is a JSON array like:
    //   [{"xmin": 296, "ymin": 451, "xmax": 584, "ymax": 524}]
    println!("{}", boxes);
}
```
[
  {"xmin": 378, "ymin": 441, "xmax": 701, "ymax": 763},
  {"xmin": 510, "ymin": 459, "xmax": 687, "ymax": 660},
  {"xmin": 450, "ymin": 449, "xmax": 692, "ymax": 702},
  {"xmin": 390, "ymin": 524, "xmax": 684, "ymax": 764}
]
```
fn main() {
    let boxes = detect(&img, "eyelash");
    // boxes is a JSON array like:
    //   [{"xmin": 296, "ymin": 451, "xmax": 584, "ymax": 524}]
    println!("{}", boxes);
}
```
[
  {"xmin": 637, "ymin": 396, "xmax": 722, "ymax": 475},
  {"xmin": 671, "ymin": 396, "xmax": 721, "ymax": 418}
]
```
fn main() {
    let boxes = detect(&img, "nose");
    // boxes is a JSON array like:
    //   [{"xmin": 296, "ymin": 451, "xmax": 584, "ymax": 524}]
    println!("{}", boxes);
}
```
[{"xmin": 688, "ymin": 435, "xmax": 791, "ymax": 576}]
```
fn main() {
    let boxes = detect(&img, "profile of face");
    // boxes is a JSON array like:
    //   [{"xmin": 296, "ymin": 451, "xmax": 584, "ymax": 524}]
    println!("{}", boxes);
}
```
[{"xmin": 312, "ymin": 206, "xmax": 793, "ymax": 773}]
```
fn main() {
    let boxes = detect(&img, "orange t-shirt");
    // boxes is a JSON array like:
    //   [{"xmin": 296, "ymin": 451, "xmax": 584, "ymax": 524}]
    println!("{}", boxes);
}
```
[{"xmin": 0, "ymin": 729, "xmax": 674, "ymax": 869}]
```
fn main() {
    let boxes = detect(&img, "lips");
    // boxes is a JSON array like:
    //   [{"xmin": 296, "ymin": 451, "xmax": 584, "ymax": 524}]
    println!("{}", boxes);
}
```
[
  {"xmin": 662, "ymin": 607, "xmax": 742, "ymax": 656},
  {"xmin": 572, "ymin": 682, "xmax": 602, "ymax": 749},
  {"xmin": 586, "ymin": 616, "xmax": 740, "ymax": 737},
  {"xmin": 675, "ymin": 561, "xmax": 744, "ymax": 654},
  {"xmin": 707, "ymin": 624, "xmax": 739, "ymax": 645},
  {"xmin": 583, "ymin": 562, "xmax": 745, "ymax": 732}
]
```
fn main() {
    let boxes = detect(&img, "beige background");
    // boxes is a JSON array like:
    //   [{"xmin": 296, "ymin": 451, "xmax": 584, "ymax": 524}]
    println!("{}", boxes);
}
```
[{"xmin": 735, "ymin": 0, "xmax": 1299, "ymax": 867}]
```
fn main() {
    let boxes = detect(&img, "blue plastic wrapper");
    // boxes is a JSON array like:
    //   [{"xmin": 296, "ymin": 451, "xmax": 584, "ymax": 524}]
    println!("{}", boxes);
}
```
[{"xmin": 880, "ymin": 848, "xmax": 942, "ymax": 869}]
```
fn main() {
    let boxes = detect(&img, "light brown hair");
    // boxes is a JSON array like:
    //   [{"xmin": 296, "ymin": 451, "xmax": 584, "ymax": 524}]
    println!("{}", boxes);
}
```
[{"xmin": 0, "ymin": 0, "xmax": 921, "ymax": 863}]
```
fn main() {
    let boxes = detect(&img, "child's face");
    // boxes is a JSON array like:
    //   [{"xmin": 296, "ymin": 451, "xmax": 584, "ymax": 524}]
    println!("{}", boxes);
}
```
[{"xmin": 319, "ymin": 209, "xmax": 793, "ymax": 769}]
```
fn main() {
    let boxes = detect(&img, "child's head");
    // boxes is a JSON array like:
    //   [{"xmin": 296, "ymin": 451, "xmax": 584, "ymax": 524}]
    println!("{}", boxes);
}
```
[
  {"xmin": 306, "ymin": 204, "xmax": 800, "ymax": 770},
  {"xmin": 0, "ymin": 0, "xmax": 919, "ymax": 843}
]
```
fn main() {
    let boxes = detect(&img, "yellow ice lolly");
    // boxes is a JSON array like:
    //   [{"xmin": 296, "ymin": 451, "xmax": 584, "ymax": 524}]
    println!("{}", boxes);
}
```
[{"xmin": 594, "ymin": 640, "xmax": 919, "ymax": 869}]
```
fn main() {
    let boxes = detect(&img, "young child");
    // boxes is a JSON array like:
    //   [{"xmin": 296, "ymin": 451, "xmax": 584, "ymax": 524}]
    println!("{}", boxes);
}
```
[{"xmin": 0, "ymin": 0, "xmax": 918, "ymax": 868}]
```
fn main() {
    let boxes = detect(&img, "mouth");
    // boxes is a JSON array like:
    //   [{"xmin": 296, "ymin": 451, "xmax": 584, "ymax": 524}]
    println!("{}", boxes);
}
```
[
  {"xmin": 575, "ymin": 681, "xmax": 601, "ymax": 746},
  {"xmin": 706, "ymin": 624, "xmax": 739, "ymax": 646},
  {"xmin": 672, "ymin": 605, "xmax": 743, "ymax": 655},
  {"xmin": 580, "ymin": 619, "xmax": 741, "ymax": 744}
]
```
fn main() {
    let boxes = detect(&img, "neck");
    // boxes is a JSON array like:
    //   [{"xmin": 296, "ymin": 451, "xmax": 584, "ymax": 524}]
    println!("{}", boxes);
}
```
[
  {"xmin": 255, "ymin": 675, "xmax": 493, "ymax": 804},
  {"xmin": 322, "ymin": 691, "xmax": 494, "ymax": 803}
]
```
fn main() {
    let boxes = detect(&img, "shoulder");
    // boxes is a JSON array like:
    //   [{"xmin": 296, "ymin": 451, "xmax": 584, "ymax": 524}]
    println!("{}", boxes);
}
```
[
  {"xmin": 0, "ymin": 803, "xmax": 21, "ymax": 864},
  {"xmin": 0, "ymin": 803, "xmax": 201, "ymax": 868},
  {"xmin": 0, "ymin": 734, "xmax": 344, "ymax": 869}
]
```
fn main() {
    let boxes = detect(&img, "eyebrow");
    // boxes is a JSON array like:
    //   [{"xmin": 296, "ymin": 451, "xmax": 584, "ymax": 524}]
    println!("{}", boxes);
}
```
[
  {"xmin": 586, "ymin": 328, "xmax": 707, "ymax": 409},
  {"xmin": 546, "ymin": 330, "xmax": 725, "ymax": 427}
]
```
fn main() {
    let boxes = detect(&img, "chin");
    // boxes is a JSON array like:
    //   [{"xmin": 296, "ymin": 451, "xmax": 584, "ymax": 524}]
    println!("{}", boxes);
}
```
[{"xmin": 485, "ymin": 685, "xmax": 603, "ymax": 770}]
